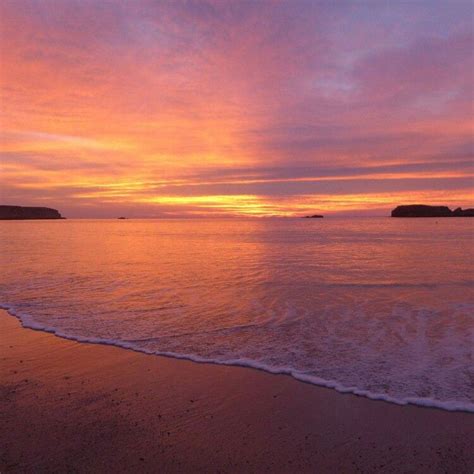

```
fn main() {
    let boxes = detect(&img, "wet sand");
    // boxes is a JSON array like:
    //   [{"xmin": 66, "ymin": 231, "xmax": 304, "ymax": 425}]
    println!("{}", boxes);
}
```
[{"xmin": 1, "ymin": 309, "xmax": 473, "ymax": 473}]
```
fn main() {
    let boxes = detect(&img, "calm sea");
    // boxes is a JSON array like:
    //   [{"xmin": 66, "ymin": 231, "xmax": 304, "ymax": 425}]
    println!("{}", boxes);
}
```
[{"xmin": 1, "ymin": 217, "xmax": 473, "ymax": 411}]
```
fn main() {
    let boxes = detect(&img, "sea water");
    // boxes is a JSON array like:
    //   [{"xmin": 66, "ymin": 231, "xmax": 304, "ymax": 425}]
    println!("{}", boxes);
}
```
[{"xmin": 1, "ymin": 217, "xmax": 473, "ymax": 411}]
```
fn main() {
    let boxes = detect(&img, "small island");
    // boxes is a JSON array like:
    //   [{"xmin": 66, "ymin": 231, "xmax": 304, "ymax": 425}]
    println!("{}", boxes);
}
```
[
  {"xmin": 303, "ymin": 214, "xmax": 324, "ymax": 218},
  {"xmin": 0, "ymin": 205, "xmax": 64, "ymax": 220},
  {"xmin": 391, "ymin": 205, "xmax": 474, "ymax": 218}
]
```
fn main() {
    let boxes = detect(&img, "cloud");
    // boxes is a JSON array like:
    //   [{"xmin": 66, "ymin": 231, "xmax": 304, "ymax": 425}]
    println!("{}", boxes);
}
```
[{"xmin": 0, "ymin": 0, "xmax": 473, "ymax": 216}]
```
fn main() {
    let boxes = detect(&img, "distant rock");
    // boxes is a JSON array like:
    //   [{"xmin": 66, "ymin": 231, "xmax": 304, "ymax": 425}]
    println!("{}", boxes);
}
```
[
  {"xmin": 117, "ymin": 217, "xmax": 127, "ymax": 219},
  {"xmin": 303, "ymin": 214, "xmax": 324, "ymax": 218},
  {"xmin": 391, "ymin": 205, "xmax": 474, "ymax": 217},
  {"xmin": 452, "ymin": 207, "xmax": 474, "ymax": 217},
  {"xmin": 0, "ymin": 205, "xmax": 64, "ymax": 220}
]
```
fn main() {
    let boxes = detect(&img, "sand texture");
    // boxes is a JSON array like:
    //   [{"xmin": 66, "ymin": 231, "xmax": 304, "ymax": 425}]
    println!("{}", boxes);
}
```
[{"xmin": 1, "ymin": 310, "xmax": 473, "ymax": 473}]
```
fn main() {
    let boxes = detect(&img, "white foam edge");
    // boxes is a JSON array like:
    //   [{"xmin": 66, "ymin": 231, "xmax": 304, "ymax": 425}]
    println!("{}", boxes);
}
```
[{"xmin": 1, "ymin": 302, "xmax": 473, "ymax": 413}]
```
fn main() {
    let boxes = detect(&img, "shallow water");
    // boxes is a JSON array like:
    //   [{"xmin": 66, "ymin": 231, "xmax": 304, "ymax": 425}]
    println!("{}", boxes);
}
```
[{"xmin": 1, "ymin": 217, "xmax": 473, "ymax": 411}]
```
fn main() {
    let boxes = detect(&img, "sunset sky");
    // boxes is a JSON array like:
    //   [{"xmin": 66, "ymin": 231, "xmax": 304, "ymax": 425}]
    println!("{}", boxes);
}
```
[{"xmin": 1, "ymin": 0, "xmax": 473, "ymax": 217}]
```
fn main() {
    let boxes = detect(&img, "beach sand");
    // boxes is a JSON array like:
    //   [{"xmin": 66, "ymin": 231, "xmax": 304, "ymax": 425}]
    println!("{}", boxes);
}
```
[{"xmin": 1, "ymin": 309, "xmax": 473, "ymax": 473}]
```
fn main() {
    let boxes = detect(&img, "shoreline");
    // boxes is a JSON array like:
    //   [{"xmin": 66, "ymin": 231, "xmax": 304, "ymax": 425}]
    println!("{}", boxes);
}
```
[
  {"xmin": 1, "ymin": 308, "xmax": 473, "ymax": 472},
  {"xmin": 2, "ymin": 305, "xmax": 472, "ymax": 414}
]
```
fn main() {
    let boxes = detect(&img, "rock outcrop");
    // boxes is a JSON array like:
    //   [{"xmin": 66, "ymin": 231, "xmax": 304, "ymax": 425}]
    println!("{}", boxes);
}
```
[
  {"xmin": 391, "ymin": 205, "xmax": 474, "ymax": 217},
  {"xmin": 0, "ymin": 205, "xmax": 64, "ymax": 220},
  {"xmin": 303, "ymin": 214, "xmax": 324, "ymax": 218},
  {"xmin": 452, "ymin": 207, "xmax": 474, "ymax": 217}
]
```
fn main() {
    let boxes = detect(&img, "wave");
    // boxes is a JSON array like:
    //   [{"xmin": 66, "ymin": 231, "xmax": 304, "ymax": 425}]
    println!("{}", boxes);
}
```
[{"xmin": 2, "ymin": 302, "xmax": 473, "ymax": 414}]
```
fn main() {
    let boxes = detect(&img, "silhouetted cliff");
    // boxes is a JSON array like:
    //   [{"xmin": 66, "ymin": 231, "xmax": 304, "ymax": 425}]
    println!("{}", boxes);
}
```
[
  {"xmin": 452, "ymin": 207, "xmax": 474, "ymax": 217},
  {"xmin": 391, "ymin": 205, "xmax": 474, "ymax": 217},
  {"xmin": 0, "ymin": 205, "xmax": 64, "ymax": 220}
]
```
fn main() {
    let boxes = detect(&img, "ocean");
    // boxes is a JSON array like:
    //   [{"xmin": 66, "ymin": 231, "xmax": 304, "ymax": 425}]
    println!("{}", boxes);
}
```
[{"xmin": 1, "ymin": 217, "xmax": 473, "ymax": 411}]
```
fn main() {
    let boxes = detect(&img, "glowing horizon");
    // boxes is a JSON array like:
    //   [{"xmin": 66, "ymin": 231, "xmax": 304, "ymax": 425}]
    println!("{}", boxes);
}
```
[{"xmin": 1, "ymin": 1, "xmax": 473, "ymax": 217}]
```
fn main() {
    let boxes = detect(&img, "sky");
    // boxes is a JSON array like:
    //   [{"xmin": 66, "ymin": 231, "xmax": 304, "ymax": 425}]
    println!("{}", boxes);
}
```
[{"xmin": 1, "ymin": 0, "xmax": 473, "ymax": 217}]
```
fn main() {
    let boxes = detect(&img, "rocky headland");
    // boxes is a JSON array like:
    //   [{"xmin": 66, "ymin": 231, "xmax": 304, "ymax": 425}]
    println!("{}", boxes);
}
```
[
  {"xmin": 0, "ymin": 205, "xmax": 64, "ymax": 220},
  {"xmin": 391, "ymin": 205, "xmax": 474, "ymax": 218}
]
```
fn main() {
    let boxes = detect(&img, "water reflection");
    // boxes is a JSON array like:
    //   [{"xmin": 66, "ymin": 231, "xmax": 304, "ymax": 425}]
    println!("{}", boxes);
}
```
[{"xmin": 1, "ymin": 218, "xmax": 473, "ymax": 410}]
